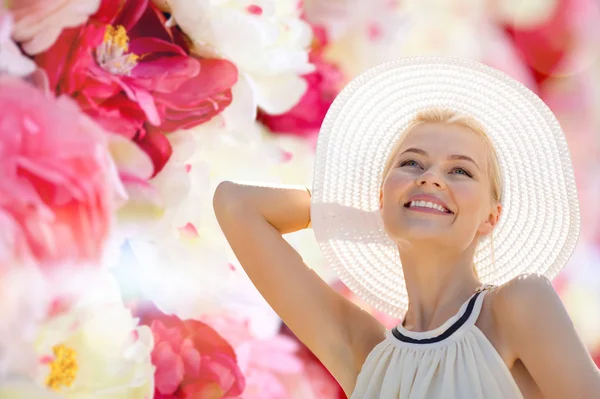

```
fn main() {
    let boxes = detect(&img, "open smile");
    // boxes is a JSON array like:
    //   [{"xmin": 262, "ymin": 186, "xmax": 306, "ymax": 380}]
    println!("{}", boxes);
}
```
[{"xmin": 404, "ymin": 199, "xmax": 454, "ymax": 215}]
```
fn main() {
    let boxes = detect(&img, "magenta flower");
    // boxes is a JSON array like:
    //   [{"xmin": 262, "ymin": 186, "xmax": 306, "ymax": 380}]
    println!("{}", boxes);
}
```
[
  {"xmin": 35, "ymin": 0, "xmax": 238, "ymax": 175},
  {"xmin": 137, "ymin": 305, "xmax": 245, "ymax": 398}
]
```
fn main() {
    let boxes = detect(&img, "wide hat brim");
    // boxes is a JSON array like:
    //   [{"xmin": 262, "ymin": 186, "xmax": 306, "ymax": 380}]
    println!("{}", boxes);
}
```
[{"xmin": 311, "ymin": 56, "xmax": 580, "ymax": 318}]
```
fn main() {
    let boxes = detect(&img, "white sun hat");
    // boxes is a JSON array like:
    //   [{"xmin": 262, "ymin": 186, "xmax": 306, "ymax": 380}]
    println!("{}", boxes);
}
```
[{"xmin": 310, "ymin": 56, "xmax": 580, "ymax": 318}]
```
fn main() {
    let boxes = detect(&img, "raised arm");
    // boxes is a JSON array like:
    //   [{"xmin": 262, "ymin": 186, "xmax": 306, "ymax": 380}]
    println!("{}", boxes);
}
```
[{"xmin": 213, "ymin": 182, "xmax": 385, "ymax": 393}]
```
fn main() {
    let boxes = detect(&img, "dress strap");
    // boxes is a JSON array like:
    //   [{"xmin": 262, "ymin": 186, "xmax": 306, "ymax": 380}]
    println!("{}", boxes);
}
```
[
  {"xmin": 391, "ymin": 285, "xmax": 495, "ymax": 345},
  {"xmin": 464, "ymin": 284, "xmax": 495, "ymax": 327}
]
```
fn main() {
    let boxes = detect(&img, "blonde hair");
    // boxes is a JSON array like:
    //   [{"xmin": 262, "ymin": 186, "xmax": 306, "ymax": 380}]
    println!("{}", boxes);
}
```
[{"xmin": 382, "ymin": 108, "xmax": 503, "ymax": 277}]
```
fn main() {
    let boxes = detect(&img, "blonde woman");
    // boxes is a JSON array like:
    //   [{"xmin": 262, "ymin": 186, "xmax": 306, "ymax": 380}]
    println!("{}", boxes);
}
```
[{"xmin": 214, "ymin": 57, "xmax": 600, "ymax": 398}]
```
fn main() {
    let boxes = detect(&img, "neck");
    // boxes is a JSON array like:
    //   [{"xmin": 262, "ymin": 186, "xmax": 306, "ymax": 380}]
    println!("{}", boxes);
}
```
[{"xmin": 399, "ymin": 241, "xmax": 481, "ymax": 332}]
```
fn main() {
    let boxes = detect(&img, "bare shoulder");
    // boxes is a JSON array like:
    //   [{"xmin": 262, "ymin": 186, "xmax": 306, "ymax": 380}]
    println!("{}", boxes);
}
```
[
  {"xmin": 491, "ymin": 273, "xmax": 558, "ymax": 314},
  {"xmin": 486, "ymin": 273, "xmax": 563, "ymax": 341},
  {"xmin": 481, "ymin": 274, "xmax": 557, "ymax": 330},
  {"xmin": 486, "ymin": 274, "xmax": 600, "ymax": 398}
]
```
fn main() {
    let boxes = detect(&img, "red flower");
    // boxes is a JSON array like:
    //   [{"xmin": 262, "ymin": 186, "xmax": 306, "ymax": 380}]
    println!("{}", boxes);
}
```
[
  {"xmin": 257, "ymin": 24, "xmax": 343, "ymax": 139},
  {"xmin": 35, "ymin": 0, "xmax": 237, "ymax": 175},
  {"xmin": 138, "ymin": 305, "xmax": 245, "ymax": 398}
]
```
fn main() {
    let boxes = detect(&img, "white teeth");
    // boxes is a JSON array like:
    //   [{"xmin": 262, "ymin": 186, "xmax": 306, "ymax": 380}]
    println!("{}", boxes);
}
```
[{"xmin": 409, "ymin": 200, "xmax": 448, "ymax": 213}]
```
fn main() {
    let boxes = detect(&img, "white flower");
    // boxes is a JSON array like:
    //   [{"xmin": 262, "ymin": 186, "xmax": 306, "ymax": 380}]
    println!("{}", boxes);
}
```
[
  {"xmin": 111, "ymin": 116, "xmax": 286, "ymax": 320},
  {"xmin": 9, "ymin": 0, "xmax": 101, "ymax": 55},
  {"xmin": 0, "ymin": 266, "xmax": 50, "ymax": 380},
  {"xmin": 492, "ymin": 0, "xmax": 559, "ymax": 28},
  {"xmin": 0, "ymin": 379, "xmax": 61, "ymax": 399},
  {"xmin": 0, "ymin": 10, "xmax": 36, "ymax": 76},
  {"xmin": 164, "ymin": 0, "xmax": 314, "ymax": 116},
  {"xmin": 31, "ymin": 270, "xmax": 154, "ymax": 398},
  {"xmin": 317, "ymin": 1, "xmax": 534, "ymax": 88}
]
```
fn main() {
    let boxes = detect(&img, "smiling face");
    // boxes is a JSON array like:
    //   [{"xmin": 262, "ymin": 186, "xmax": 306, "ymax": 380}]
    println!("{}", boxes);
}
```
[{"xmin": 380, "ymin": 122, "xmax": 502, "ymax": 252}]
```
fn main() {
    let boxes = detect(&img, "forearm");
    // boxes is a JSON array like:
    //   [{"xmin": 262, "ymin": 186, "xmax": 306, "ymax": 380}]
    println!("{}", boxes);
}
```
[{"xmin": 213, "ymin": 181, "xmax": 311, "ymax": 235}]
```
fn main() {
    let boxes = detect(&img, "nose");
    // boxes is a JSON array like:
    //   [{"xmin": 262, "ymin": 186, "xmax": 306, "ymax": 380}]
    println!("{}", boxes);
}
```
[{"xmin": 417, "ymin": 170, "xmax": 445, "ymax": 189}]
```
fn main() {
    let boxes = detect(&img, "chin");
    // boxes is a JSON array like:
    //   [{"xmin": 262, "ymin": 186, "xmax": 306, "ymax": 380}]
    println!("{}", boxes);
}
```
[{"xmin": 384, "ymin": 222, "xmax": 449, "ymax": 244}]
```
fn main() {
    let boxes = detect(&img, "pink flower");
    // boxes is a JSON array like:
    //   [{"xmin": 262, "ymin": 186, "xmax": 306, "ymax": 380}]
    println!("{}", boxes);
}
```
[
  {"xmin": 257, "ymin": 25, "xmax": 343, "ymax": 139},
  {"xmin": 279, "ymin": 325, "xmax": 347, "ymax": 399},
  {"xmin": 35, "ymin": 0, "xmax": 238, "ymax": 175},
  {"xmin": 201, "ymin": 314, "xmax": 305, "ymax": 399},
  {"xmin": 137, "ymin": 305, "xmax": 245, "ymax": 398},
  {"xmin": 0, "ymin": 77, "xmax": 123, "ymax": 269},
  {"xmin": 9, "ymin": 0, "xmax": 101, "ymax": 55},
  {"xmin": 502, "ymin": 0, "xmax": 600, "ymax": 84}
]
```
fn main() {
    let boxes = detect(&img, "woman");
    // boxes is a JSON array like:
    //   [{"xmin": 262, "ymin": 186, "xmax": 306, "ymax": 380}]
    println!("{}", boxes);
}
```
[{"xmin": 214, "ymin": 57, "xmax": 600, "ymax": 398}]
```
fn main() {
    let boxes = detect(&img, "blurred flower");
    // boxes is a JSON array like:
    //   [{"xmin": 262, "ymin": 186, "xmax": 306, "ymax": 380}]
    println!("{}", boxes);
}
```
[
  {"xmin": 278, "ymin": 325, "xmax": 346, "ymax": 399},
  {"xmin": 0, "ymin": 268, "xmax": 154, "ymax": 397},
  {"xmin": 114, "ymin": 232, "xmax": 233, "ymax": 320},
  {"xmin": 559, "ymin": 242, "xmax": 600, "ymax": 352},
  {"xmin": 35, "ymin": 0, "xmax": 237, "ymax": 175},
  {"xmin": 501, "ymin": 0, "xmax": 600, "ymax": 82},
  {"xmin": 201, "ymin": 313, "xmax": 303, "ymax": 399},
  {"xmin": 0, "ymin": 77, "xmax": 123, "ymax": 269},
  {"xmin": 310, "ymin": 0, "xmax": 535, "ymax": 89},
  {"xmin": 0, "ymin": 265, "xmax": 51, "ymax": 380},
  {"xmin": 32, "ymin": 271, "xmax": 155, "ymax": 398},
  {"xmin": 0, "ymin": 6, "xmax": 36, "ymax": 76},
  {"xmin": 136, "ymin": 304, "xmax": 245, "ymax": 398},
  {"xmin": 0, "ymin": 379, "xmax": 60, "ymax": 399},
  {"xmin": 491, "ymin": 0, "xmax": 559, "ymax": 29},
  {"xmin": 163, "ymin": 0, "xmax": 315, "ymax": 117},
  {"xmin": 108, "ymin": 133, "xmax": 165, "ymax": 224},
  {"xmin": 257, "ymin": 24, "xmax": 344, "ymax": 138},
  {"xmin": 9, "ymin": 0, "xmax": 101, "ymax": 55},
  {"xmin": 108, "ymin": 117, "xmax": 284, "ymax": 320}
]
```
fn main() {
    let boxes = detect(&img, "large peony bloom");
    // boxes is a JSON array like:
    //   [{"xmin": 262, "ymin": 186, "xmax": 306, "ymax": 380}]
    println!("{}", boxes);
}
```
[
  {"xmin": 0, "ymin": 77, "xmax": 123, "ymax": 269},
  {"xmin": 35, "ymin": 0, "xmax": 238, "ymax": 175},
  {"xmin": 0, "ymin": 5, "xmax": 36, "ymax": 76},
  {"xmin": 136, "ymin": 304, "xmax": 245, "ymax": 398},
  {"xmin": 9, "ymin": 0, "xmax": 101, "ymax": 55}
]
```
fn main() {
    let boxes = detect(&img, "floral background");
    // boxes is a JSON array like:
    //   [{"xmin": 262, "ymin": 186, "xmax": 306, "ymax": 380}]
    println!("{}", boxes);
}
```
[{"xmin": 0, "ymin": 0, "xmax": 599, "ymax": 397}]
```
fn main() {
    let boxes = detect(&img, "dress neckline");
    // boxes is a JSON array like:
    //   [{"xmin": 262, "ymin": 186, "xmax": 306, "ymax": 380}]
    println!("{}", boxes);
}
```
[{"xmin": 392, "ymin": 286, "xmax": 492, "ymax": 344}]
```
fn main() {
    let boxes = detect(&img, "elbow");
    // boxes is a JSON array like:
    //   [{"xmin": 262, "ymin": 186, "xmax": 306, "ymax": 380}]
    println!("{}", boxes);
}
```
[{"xmin": 213, "ymin": 180, "xmax": 243, "ymax": 218}]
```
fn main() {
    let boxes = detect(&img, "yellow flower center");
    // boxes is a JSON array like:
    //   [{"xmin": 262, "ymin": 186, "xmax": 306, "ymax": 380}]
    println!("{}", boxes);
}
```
[
  {"xmin": 96, "ymin": 25, "xmax": 139, "ymax": 75},
  {"xmin": 46, "ymin": 344, "xmax": 78, "ymax": 391}
]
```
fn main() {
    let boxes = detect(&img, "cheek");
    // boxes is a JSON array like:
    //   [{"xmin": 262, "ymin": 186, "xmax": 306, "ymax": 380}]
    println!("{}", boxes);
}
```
[
  {"xmin": 382, "ymin": 171, "xmax": 412, "ymax": 198},
  {"xmin": 453, "ymin": 183, "xmax": 487, "ymax": 217}
]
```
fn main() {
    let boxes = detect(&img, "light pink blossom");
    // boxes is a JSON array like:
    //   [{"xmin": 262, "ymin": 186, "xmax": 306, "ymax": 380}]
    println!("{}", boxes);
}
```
[
  {"xmin": 0, "ymin": 77, "xmax": 124, "ymax": 269},
  {"xmin": 201, "ymin": 314, "xmax": 305, "ymax": 399}
]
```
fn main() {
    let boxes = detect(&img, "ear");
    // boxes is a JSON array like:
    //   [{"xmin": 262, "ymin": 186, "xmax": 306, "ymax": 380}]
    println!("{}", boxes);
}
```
[
  {"xmin": 379, "ymin": 188, "xmax": 384, "ymax": 210},
  {"xmin": 478, "ymin": 203, "xmax": 502, "ymax": 236}
]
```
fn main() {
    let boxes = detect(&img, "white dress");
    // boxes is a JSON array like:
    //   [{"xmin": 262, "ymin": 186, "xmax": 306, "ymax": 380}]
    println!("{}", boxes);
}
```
[{"xmin": 351, "ymin": 288, "xmax": 524, "ymax": 398}]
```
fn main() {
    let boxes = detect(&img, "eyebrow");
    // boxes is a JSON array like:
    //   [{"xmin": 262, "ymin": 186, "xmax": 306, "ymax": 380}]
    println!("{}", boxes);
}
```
[{"xmin": 399, "ymin": 147, "xmax": 480, "ymax": 170}]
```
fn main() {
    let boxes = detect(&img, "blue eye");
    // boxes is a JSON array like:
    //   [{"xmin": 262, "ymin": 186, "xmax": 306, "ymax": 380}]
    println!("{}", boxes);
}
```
[
  {"xmin": 400, "ymin": 160, "xmax": 420, "ymax": 168},
  {"xmin": 452, "ymin": 167, "xmax": 472, "ymax": 177}
]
